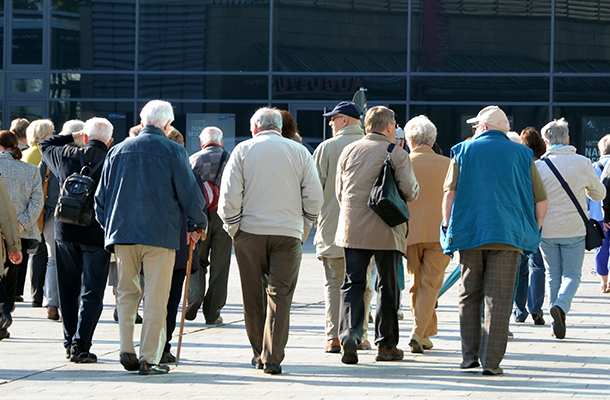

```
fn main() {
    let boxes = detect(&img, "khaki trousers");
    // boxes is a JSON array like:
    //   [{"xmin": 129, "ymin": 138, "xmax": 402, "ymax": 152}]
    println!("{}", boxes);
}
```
[
  {"xmin": 115, "ymin": 244, "xmax": 175, "ymax": 364},
  {"xmin": 322, "ymin": 257, "xmax": 372, "ymax": 341},
  {"xmin": 233, "ymin": 231, "xmax": 302, "ymax": 366},
  {"xmin": 406, "ymin": 242, "xmax": 451, "ymax": 338}
]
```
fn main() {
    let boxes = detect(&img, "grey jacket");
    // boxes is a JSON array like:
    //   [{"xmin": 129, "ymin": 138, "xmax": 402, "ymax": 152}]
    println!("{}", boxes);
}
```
[{"xmin": 0, "ymin": 152, "xmax": 43, "ymax": 240}]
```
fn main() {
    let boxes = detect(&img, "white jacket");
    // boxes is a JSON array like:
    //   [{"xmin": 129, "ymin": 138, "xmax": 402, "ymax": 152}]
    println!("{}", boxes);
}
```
[
  {"xmin": 218, "ymin": 130, "xmax": 323, "ymax": 240},
  {"xmin": 536, "ymin": 145, "xmax": 605, "ymax": 239}
]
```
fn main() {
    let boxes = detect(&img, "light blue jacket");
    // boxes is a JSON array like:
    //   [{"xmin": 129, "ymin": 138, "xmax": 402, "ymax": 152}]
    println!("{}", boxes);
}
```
[
  {"xmin": 440, "ymin": 130, "xmax": 540, "ymax": 255},
  {"xmin": 95, "ymin": 126, "xmax": 207, "ymax": 251}
]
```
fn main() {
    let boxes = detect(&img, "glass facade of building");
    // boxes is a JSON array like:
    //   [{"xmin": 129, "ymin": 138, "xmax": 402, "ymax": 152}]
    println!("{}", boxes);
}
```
[{"xmin": 2, "ymin": 0, "xmax": 610, "ymax": 156}]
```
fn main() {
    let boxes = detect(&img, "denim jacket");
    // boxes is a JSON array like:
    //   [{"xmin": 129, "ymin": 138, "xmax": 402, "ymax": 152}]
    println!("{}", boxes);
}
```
[{"xmin": 95, "ymin": 126, "xmax": 207, "ymax": 251}]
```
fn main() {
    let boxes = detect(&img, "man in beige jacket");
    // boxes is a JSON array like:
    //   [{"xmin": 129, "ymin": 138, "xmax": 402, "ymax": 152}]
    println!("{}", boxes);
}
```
[
  {"xmin": 404, "ymin": 115, "xmax": 451, "ymax": 354},
  {"xmin": 314, "ymin": 101, "xmax": 373, "ymax": 354},
  {"xmin": 335, "ymin": 106, "xmax": 419, "ymax": 364}
]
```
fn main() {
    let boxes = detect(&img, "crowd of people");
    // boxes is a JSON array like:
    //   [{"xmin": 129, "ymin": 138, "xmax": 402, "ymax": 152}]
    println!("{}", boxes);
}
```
[{"xmin": 0, "ymin": 100, "xmax": 607, "ymax": 377}]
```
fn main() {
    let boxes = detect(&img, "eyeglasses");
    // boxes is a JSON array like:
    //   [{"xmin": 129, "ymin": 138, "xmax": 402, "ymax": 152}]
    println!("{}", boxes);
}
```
[
  {"xmin": 330, "ymin": 115, "xmax": 345, "ymax": 123},
  {"xmin": 471, "ymin": 124, "xmax": 480, "ymax": 134}
]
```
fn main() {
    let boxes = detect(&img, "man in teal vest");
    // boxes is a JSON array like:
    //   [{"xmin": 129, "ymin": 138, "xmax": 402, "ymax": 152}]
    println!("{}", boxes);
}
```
[{"xmin": 441, "ymin": 105, "xmax": 547, "ymax": 376}]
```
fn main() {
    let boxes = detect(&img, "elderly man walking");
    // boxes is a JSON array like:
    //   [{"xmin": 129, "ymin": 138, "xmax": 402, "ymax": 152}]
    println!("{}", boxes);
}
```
[
  {"xmin": 40, "ymin": 118, "xmax": 113, "ymax": 363},
  {"xmin": 313, "ymin": 101, "xmax": 366, "ymax": 354},
  {"xmin": 186, "ymin": 126, "xmax": 232, "ymax": 325},
  {"xmin": 442, "ymin": 105, "xmax": 547, "ymax": 375},
  {"xmin": 218, "ymin": 107, "xmax": 323, "ymax": 375},
  {"xmin": 95, "ymin": 100, "xmax": 207, "ymax": 375},
  {"xmin": 403, "ymin": 115, "xmax": 451, "ymax": 354},
  {"xmin": 335, "ymin": 106, "xmax": 419, "ymax": 365}
]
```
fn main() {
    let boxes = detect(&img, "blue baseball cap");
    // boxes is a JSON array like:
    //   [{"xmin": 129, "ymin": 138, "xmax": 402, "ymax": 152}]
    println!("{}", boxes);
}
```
[{"xmin": 323, "ymin": 101, "xmax": 362, "ymax": 120}]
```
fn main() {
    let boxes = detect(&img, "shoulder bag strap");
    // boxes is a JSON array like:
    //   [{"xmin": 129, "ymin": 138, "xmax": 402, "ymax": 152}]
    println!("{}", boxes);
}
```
[
  {"xmin": 214, "ymin": 150, "xmax": 229, "ymax": 183},
  {"xmin": 542, "ymin": 157, "xmax": 589, "ymax": 224}
]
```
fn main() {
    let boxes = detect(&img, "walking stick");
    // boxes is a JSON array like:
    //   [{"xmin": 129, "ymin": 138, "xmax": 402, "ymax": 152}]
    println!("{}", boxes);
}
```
[{"xmin": 176, "ymin": 237, "xmax": 197, "ymax": 367}]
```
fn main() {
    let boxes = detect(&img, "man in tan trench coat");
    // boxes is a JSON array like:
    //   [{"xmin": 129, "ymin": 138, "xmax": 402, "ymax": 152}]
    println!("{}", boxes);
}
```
[{"xmin": 335, "ymin": 106, "xmax": 419, "ymax": 364}]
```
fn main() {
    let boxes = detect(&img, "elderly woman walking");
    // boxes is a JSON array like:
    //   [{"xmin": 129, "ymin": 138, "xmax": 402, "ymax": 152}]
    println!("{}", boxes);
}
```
[{"xmin": 536, "ymin": 118, "xmax": 605, "ymax": 339}]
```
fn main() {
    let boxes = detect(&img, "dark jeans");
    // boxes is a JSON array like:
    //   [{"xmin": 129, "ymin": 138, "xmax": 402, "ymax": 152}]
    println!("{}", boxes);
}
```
[
  {"xmin": 56, "ymin": 240, "xmax": 110, "ymax": 352},
  {"xmin": 1, "ymin": 240, "xmax": 29, "ymax": 314},
  {"xmin": 29, "ymin": 235, "xmax": 48, "ymax": 305},
  {"xmin": 165, "ymin": 268, "xmax": 187, "ymax": 354},
  {"xmin": 513, "ymin": 248, "xmax": 545, "ymax": 321},
  {"xmin": 0, "ymin": 239, "xmax": 30, "ymax": 314},
  {"xmin": 340, "ymin": 248, "xmax": 401, "ymax": 348}
]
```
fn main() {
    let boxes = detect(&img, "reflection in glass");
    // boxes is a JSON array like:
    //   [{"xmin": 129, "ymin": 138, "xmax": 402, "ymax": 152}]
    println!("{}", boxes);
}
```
[
  {"xmin": 51, "ymin": 0, "xmax": 135, "ymax": 70},
  {"xmin": 10, "ymin": 105, "xmax": 42, "ymax": 122},
  {"xmin": 555, "ymin": 1, "xmax": 610, "ymax": 73},
  {"xmin": 554, "ymin": 77, "xmax": 610, "ymax": 103},
  {"xmin": 50, "ymin": 101, "xmax": 135, "ymax": 143},
  {"xmin": 12, "ymin": 1, "xmax": 43, "ymax": 65},
  {"xmin": 410, "ymin": 0, "xmax": 551, "ymax": 72},
  {"xmin": 10, "ymin": 78, "xmax": 43, "ymax": 93},
  {"xmin": 411, "ymin": 76, "xmax": 549, "ymax": 103},
  {"xmin": 50, "ymin": 73, "xmax": 134, "ymax": 98},
  {"xmin": 139, "ymin": 1, "xmax": 268, "ymax": 71},
  {"xmin": 274, "ymin": 1, "xmax": 407, "ymax": 72},
  {"xmin": 553, "ymin": 106, "xmax": 610, "ymax": 159}
]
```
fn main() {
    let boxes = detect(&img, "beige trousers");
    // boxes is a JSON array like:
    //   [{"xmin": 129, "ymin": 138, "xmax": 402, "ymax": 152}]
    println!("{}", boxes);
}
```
[
  {"xmin": 115, "ymin": 244, "xmax": 175, "ymax": 364},
  {"xmin": 322, "ymin": 256, "xmax": 372, "ymax": 341},
  {"xmin": 406, "ymin": 242, "xmax": 450, "ymax": 338}
]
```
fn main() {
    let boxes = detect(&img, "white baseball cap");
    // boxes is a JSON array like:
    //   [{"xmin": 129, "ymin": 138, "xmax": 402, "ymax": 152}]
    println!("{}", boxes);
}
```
[{"xmin": 466, "ymin": 105, "xmax": 510, "ymax": 132}]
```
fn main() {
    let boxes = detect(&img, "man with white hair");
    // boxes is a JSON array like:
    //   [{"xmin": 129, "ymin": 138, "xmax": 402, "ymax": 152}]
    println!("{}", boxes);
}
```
[
  {"xmin": 95, "ymin": 100, "xmax": 207, "ymax": 375},
  {"xmin": 404, "ymin": 115, "xmax": 451, "ymax": 354},
  {"xmin": 185, "ymin": 126, "xmax": 232, "ymax": 325},
  {"xmin": 536, "ymin": 118, "xmax": 605, "ymax": 340},
  {"xmin": 441, "ymin": 106, "xmax": 548, "ymax": 375},
  {"xmin": 218, "ymin": 107, "xmax": 323, "ymax": 375},
  {"xmin": 40, "ymin": 117, "xmax": 115, "ymax": 364}
]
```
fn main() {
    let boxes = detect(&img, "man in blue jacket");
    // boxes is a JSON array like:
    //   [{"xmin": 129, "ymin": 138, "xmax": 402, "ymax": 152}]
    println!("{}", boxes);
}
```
[
  {"xmin": 95, "ymin": 100, "xmax": 207, "ymax": 375},
  {"xmin": 441, "ymin": 106, "xmax": 547, "ymax": 376}
]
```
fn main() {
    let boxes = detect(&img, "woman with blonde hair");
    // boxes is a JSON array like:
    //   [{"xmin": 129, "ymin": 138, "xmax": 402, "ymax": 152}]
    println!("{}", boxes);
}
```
[{"xmin": 22, "ymin": 119, "xmax": 55, "ymax": 166}]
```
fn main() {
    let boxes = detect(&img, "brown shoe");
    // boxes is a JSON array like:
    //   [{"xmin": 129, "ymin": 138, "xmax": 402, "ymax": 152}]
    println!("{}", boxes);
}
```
[
  {"xmin": 47, "ymin": 306, "xmax": 60, "ymax": 321},
  {"xmin": 357, "ymin": 340, "xmax": 371, "ymax": 351},
  {"xmin": 325, "ymin": 338, "xmax": 340, "ymax": 353},
  {"xmin": 375, "ymin": 345, "xmax": 404, "ymax": 361}
]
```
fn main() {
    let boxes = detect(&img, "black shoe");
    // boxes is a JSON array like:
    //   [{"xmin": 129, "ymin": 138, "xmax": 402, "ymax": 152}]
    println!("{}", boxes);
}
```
[
  {"xmin": 139, "ymin": 361, "xmax": 170, "ymax": 375},
  {"xmin": 32, "ymin": 301, "xmax": 43, "ymax": 308},
  {"xmin": 70, "ymin": 346, "xmax": 98, "ymax": 363},
  {"xmin": 205, "ymin": 316, "xmax": 223, "ymax": 325},
  {"xmin": 0, "ymin": 313, "xmax": 12, "ymax": 330},
  {"xmin": 341, "ymin": 335, "xmax": 358, "ymax": 364},
  {"xmin": 185, "ymin": 302, "xmax": 201, "ymax": 321},
  {"xmin": 550, "ymin": 306, "xmax": 566, "ymax": 339},
  {"xmin": 0, "ymin": 328, "xmax": 9, "ymax": 340},
  {"xmin": 460, "ymin": 359, "xmax": 480, "ymax": 369},
  {"xmin": 135, "ymin": 313, "xmax": 143, "ymax": 324},
  {"xmin": 531, "ymin": 313, "xmax": 545, "ymax": 325},
  {"xmin": 482, "ymin": 367, "xmax": 504, "ymax": 375},
  {"xmin": 113, "ymin": 308, "xmax": 119, "ymax": 322},
  {"xmin": 14, "ymin": 295, "xmax": 23, "ymax": 303},
  {"xmin": 120, "ymin": 352, "xmax": 140, "ymax": 371},
  {"xmin": 263, "ymin": 363, "xmax": 282, "ymax": 374},
  {"xmin": 251, "ymin": 357, "xmax": 263, "ymax": 369},
  {"xmin": 160, "ymin": 351, "xmax": 176, "ymax": 364},
  {"xmin": 368, "ymin": 313, "xmax": 373, "ymax": 323}
]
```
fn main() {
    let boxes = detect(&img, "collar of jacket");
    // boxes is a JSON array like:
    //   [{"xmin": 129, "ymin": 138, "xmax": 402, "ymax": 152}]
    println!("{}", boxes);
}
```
[
  {"xmin": 336, "ymin": 124, "xmax": 364, "ymax": 137},
  {"xmin": 410, "ymin": 145, "xmax": 435, "ymax": 154},
  {"xmin": 474, "ymin": 129, "xmax": 509, "ymax": 141},
  {"xmin": 254, "ymin": 129, "xmax": 281, "ymax": 137},
  {"xmin": 140, "ymin": 125, "xmax": 166, "ymax": 137},
  {"xmin": 0, "ymin": 151, "xmax": 15, "ymax": 159},
  {"xmin": 86, "ymin": 140, "xmax": 109, "ymax": 152},
  {"xmin": 365, "ymin": 132, "xmax": 392, "ymax": 143},
  {"xmin": 543, "ymin": 144, "xmax": 577, "ymax": 156}
]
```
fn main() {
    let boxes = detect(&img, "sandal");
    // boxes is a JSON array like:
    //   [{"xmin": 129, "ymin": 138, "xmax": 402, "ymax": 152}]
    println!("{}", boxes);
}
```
[{"xmin": 605, "ymin": 283, "xmax": 610, "ymax": 294}]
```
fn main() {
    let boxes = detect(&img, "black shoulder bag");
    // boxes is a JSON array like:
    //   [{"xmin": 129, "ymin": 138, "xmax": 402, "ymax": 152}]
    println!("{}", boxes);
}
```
[
  {"xmin": 368, "ymin": 143, "xmax": 410, "ymax": 227},
  {"xmin": 542, "ymin": 158, "xmax": 604, "ymax": 250}
]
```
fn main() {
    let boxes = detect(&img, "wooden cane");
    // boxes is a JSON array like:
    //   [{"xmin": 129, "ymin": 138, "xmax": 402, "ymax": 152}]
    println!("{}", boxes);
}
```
[{"xmin": 176, "ymin": 238, "xmax": 197, "ymax": 367}]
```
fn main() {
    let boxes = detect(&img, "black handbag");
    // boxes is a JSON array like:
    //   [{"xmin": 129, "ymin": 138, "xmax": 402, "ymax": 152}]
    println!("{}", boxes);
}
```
[
  {"xmin": 368, "ymin": 143, "xmax": 410, "ymax": 227},
  {"xmin": 542, "ymin": 158, "xmax": 605, "ymax": 250}
]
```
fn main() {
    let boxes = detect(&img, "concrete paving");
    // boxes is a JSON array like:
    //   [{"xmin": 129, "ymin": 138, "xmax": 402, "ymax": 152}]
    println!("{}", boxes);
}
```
[{"xmin": 1, "ymin": 235, "xmax": 610, "ymax": 399}]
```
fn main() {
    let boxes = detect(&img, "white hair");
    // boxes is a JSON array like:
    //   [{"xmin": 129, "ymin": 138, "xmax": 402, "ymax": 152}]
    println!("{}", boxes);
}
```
[
  {"xmin": 60, "ymin": 119, "xmax": 86, "ymax": 147},
  {"xmin": 84, "ymin": 117, "xmax": 113, "ymax": 144},
  {"xmin": 140, "ymin": 100, "xmax": 174, "ymax": 129},
  {"xmin": 200, "ymin": 126, "xmax": 223, "ymax": 146},
  {"xmin": 250, "ymin": 107, "xmax": 282, "ymax": 134},
  {"xmin": 26, "ymin": 119, "xmax": 54, "ymax": 146},
  {"xmin": 599, "ymin": 134, "xmax": 610, "ymax": 156},
  {"xmin": 541, "ymin": 118, "xmax": 569, "ymax": 146},
  {"xmin": 405, "ymin": 115, "xmax": 437, "ymax": 147},
  {"xmin": 506, "ymin": 131, "xmax": 523, "ymax": 144}
]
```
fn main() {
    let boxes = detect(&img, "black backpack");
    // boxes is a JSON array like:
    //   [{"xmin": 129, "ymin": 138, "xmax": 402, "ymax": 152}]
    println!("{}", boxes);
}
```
[{"xmin": 54, "ymin": 150, "xmax": 104, "ymax": 227}]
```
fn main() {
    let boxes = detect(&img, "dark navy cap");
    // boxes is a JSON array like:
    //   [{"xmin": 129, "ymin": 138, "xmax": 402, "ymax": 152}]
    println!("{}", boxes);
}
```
[{"xmin": 323, "ymin": 101, "xmax": 362, "ymax": 120}]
